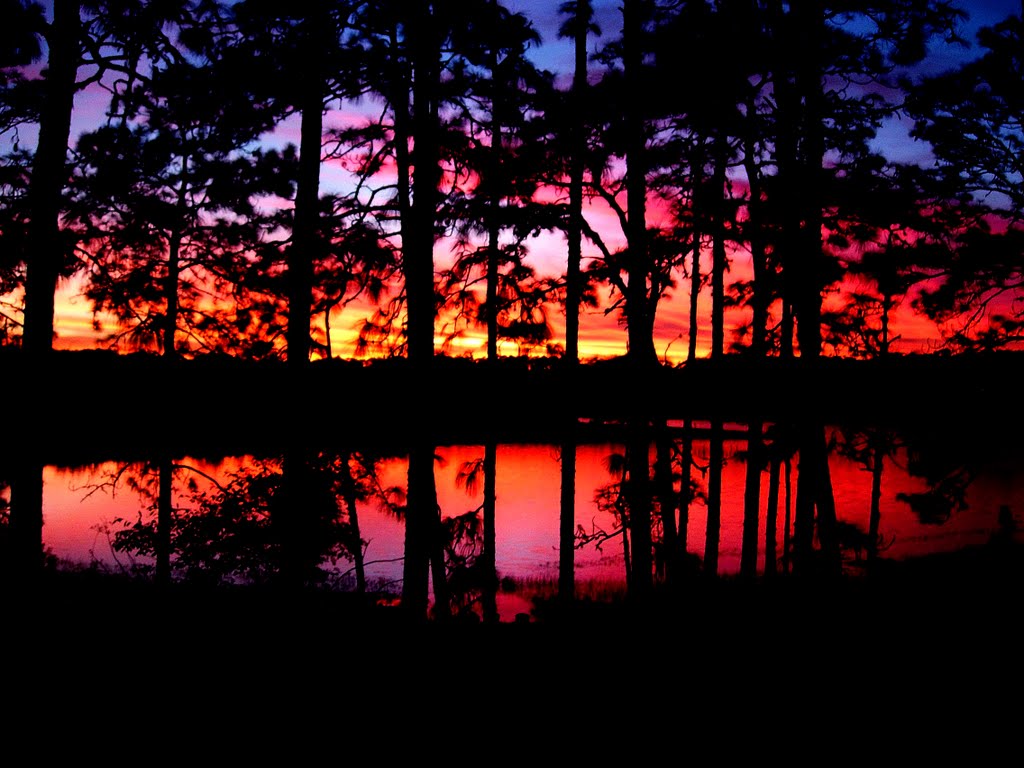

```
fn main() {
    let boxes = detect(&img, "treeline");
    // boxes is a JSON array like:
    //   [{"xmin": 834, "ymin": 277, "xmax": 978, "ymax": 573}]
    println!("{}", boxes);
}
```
[{"xmin": 1, "ymin": 0, "xmax": 1021, "ymax": 363}]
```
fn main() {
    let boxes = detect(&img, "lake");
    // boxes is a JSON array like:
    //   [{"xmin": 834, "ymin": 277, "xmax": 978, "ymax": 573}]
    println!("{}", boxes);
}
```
[{"xmin": 8, "ymin": 418, "xmax": 1021, "ymax": 622}]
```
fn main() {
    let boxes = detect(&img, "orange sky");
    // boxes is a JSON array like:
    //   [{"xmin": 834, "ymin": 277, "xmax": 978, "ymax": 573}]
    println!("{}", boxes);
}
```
[{"xmin": 49, "ymin": 235, "xmax": 946, "ymax": 362}]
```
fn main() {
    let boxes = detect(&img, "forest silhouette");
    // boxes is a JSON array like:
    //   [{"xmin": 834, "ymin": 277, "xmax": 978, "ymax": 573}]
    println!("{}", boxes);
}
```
[{"xmin": 2, "ymin": 0, "xmax": 1023, "ymax": 632}]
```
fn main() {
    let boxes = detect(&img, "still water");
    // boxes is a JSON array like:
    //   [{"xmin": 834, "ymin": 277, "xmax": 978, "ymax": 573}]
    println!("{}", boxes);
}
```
[{"xmin": 15, "ymin": 422, "xmax": 1022, "ymax": 621}]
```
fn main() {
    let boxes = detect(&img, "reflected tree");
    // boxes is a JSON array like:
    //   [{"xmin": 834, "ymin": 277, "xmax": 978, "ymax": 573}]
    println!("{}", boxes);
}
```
[
  {"xmin": 558, "ymin": 429, "xmax": 576, "ymax": 605},
  {"xmin": 105, "ymin": 452, "xmax": 383, "ymax": 592}
]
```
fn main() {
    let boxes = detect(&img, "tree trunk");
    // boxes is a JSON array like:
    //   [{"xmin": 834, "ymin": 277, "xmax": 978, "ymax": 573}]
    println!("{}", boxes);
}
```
[
  {"xmin": 625, "ymin": 419, "xmax": 652, "ymax": 596},
  {"xmin": 794, "ymin": 422, "xmax": 840, "ymax": 577},
  {"xmin": 22, "ymin": 1, "xmax": 80, "ymax": 355},
  {"xmin": 564, "ymin": 1, "xmax": 590, "ymax": 364},
  {"xmin": 654, "ymin": 426, "xmax": 678, "ymax": 584},
  {"xmin": 156, "ymin": 455, "xmax": 173, "ymax": 587},
  {"xmin": 340, "ymin": 452, "xmax": 366, "ymax": 594},
  {"xmin": 278, "ymin": 450, "xmax": 316, "ymax": 591},
  {"xmin": 793, "ymin": 422, "xmax": 816, "ymax": 572},
  {"xmin": 782, "ymin": 457, "xmax": 792, "ymax": 573},
  {"xmin": 486, "ymin": 37, "xmax": 503, "ymax": 360},
  {"xmin": 711, "ymin": 137, "xmax": 728, "ymax": 359},
  {"xmin": 679, "ymin": 420, "xmax": 692, "ymax": 553},
  {"xmin": 704, "ymin": 419, "xmax": 723, "ymax": 576},
  {"xmin": 687, "ymin": 234, "xmax": 701, "ymax": 362},
  {"xmin": 867, "ymin": 432, "xmax": 884, "ymax": 561},
  {"xmin": 742, "ymin": 114, "xmax": 769, "ymax": 357},
  {"xmin": 559, "ymin": 433, "xmax": 576, "ymax": 604},
  {"xmin": 406, "ymin": 3, "xmax": 441, "ymax": 365},
  {"xmin": 481, "ymin": 439, "xmax": 498, "ymax": 623},
  {"xmin": 622, "ymin": 0, "xmax": 656, "ymax": 365},
  {"xmin": 793, "ymin": 0, "xmax": 825, "ymax": 360},
  {"xmin": 164, "ymin": 230, "xmax": 182, "ymax": 358},
  {"xmin": 402, "ymin": 440, "xmax": 433, "ymax": 617},
  {"xmin": 287, "ymin": 15, "xmax": 325, "ymax": 367},
  {"xmin": 687, "ymin": 145, "xmax": 703, "ymax": 362},
  {"xmin": 764, "ymin": 453, "xmax": 781, "ymax": 578},
  {"xmin": 740, "ymin": 419, "xmax": 762, "ymax": 579}
]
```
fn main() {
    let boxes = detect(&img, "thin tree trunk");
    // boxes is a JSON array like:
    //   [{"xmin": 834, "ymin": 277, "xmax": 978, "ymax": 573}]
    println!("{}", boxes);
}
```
[
  {"xmin": 164, "ymin": 230, "xmax": 182, "ymax": 358},
  {"xmin": 655, "ymin": 426, "xmax": 678, "ymax": 584},
  {"xmin": 626, "ymin": 420, "xmax": 652, "ymax": 596},
  {"xmin": 740, "ymin": 419, "xmax": 762, "ymax": 579},
  {"xmin": 687, "ymin": 234, "xmax": 701, "ymax": 361},
  {"xmin": 867, "ymin": 433, "xmax": 884, "ymax": 561},
  {"xmin": 711, "ymin": 136, "xmax": 728, "ymax": 359},
  {"xmin": 782, "ymin": 456, "xmax": 792, "ymax": 573},
  {"xmin": 340, "ymin": 452, "xmax": 366, "ymax": 594},
  {"xmin": 793, "ymin": 0, "xmax": 825, "ymax": 360},
  {"xmin": 765, "ymin": 453, "xmax": 781, "ymax": 578},
  {"xmin": 742, "ymin": 114, "xmax": 769, "ymax": 357},
  {"xmin": 679, "ymin": 420, "xmax": 692, "ymax": 554},
  {"xmin": 880, "ymin": 292, "xmax": 892, "ymax": 357},
  {"xmin": 558, "ymin": 433, "xmax": 576, "ymax": 604},
  {"xmin": 704, "ymin": 419, "xmax": 723, "ymax": 576},
  {"xmin": 486, "ymin": 35, "xmax": 503, "ymax": 360},
  {"xmin": 481, "ymin": 439, "xmax": 498, "ymax": 623},
  {"xmin": 156, "ymin": 455, "xmax": 173, "ymax": 587},
  {"xmin": 687, "ymin": 146, "xmax": 703, "ymax": 362},
  {"xmin": 428, "ymin": 469, "xmax": 450, "ymax": 621},
  {"xmin": 22, "ymin": 1, "xmax": 80, "ymax": 354},
  {"xmin": 564, "ymin": 0, "xmax": 590, "ymax": 364}
]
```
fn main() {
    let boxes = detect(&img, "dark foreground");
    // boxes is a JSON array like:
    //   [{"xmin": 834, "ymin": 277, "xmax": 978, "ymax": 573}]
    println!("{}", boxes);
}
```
[
  {"xmin": 9, "ymin": 538, "xmax": 1022, "ymax": 662},
  {"xmin": 5, "ymin": 542, "xmax": 1021, "ymax": 748}
]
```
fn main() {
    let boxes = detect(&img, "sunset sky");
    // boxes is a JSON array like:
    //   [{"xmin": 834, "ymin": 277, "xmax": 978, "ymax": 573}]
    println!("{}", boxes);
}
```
[{"xmin": 12, "ymin": 0, "xmax": 1020, "ymax": 359}]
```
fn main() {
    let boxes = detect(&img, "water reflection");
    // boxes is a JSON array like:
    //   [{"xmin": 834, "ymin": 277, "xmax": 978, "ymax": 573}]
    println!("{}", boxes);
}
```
[{"xmin": 6, "ymin": 421, "xmax": 1022, "ymax": 621}]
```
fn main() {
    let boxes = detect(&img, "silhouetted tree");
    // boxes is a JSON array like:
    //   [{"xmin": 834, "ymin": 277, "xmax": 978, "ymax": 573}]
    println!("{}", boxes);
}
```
[
  {"xmin": 559, "ymin": 0, "xmax": 596, "ymax": 363},
  {"xmin": 20, "ymin": 0, "xmax": 192, "ymax": 354},
  {"xmin": 67, "ymin": 57, "xmax": 289, "ymax": 356},
  {"xmin": 906, "ymin": 11, "xmax": 1024, "ymax": 349}
]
